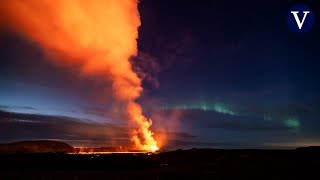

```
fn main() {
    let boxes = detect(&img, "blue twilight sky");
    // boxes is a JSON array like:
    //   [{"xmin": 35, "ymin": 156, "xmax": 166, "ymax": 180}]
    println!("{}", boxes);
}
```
[{"xmin": 1, "ymin": 0, "xmax": 320, "ymax": 149}]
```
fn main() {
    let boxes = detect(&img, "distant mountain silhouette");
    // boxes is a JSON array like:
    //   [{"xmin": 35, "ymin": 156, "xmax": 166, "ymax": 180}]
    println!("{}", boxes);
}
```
[
  {"xmin": 0, "ymin": 140, "xmax": 74, "ymax": 154},
  {"xmin": 296, "ymin": 146, "xmax": 320, "ymax": 151}
]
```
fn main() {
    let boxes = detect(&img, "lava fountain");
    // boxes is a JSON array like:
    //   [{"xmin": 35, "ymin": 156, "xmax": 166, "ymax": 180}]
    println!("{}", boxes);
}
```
[{"xmin": 0, "ymin": 0, "xmax": 158, "ymax": 151}]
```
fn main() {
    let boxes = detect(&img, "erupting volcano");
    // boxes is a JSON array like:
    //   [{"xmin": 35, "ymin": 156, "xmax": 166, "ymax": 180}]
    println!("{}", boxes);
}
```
[{"xmin": 0, "ymin": 0, "xmax": 158, "ymax": 151}]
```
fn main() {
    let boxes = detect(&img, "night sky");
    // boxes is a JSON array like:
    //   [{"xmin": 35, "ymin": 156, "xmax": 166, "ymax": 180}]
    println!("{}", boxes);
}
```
[{"xmin": 1, "ymin": 0, "xmax": 320, "ymax": 149}]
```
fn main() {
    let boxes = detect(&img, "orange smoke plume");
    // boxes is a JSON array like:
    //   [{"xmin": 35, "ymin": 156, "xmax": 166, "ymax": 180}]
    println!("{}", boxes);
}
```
[{"xmin": 0, "ymin": 0, "xmax": 158, "ymax": 151}]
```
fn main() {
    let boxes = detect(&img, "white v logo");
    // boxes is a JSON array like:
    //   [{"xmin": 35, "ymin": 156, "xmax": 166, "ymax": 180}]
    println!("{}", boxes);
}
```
[{"xmin": 291, "ymin": 11, "xmax": 310, "ymax": 29}]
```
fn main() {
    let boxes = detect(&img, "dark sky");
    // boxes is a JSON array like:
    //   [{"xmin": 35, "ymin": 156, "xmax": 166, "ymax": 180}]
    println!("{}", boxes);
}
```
[{"xmin": 1, "ymin": 0, "xmax": 320, "ymax": 149}]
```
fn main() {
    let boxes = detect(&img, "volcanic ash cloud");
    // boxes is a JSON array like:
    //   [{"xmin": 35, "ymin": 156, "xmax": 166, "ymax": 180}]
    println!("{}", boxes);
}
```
[{"xmin": 0, "ymin": 0, "xmax": 158, "ymax": 151}]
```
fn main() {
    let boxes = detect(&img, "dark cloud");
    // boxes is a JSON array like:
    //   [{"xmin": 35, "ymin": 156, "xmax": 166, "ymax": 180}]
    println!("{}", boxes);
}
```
[
  {"xmin": 131, "ymin": 52, "xmax": 161, "ymax": 88},
  {"xmin": 0, "ymin": 109, "xmax": 129, "ymax": 147},
  {"xmin": 0, "ymin": 105, "xmax": 36, "ymax": 111}
]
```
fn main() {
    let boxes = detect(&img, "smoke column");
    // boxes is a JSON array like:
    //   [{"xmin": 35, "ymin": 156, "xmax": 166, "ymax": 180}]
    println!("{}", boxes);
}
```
[{"xmin": 0, "ymin": 0, "xmax": 158, "ymax": 151}]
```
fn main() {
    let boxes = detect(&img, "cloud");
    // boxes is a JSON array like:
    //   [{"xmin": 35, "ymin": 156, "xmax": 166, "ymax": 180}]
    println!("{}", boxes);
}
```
[
  {"xmin": 0, "ymin": 110, "xmax": 197, "ymax": 148},
  {"xmin": 131, "ymin": 52, "xmax": 161, "ymax": 88},
  {"xmin": 0, "ymin": 105, "xmax": 36, "ymax": 111},
  {"xmin": 0, "ymin": 109, "xmax": 129, "ymax": 147}
]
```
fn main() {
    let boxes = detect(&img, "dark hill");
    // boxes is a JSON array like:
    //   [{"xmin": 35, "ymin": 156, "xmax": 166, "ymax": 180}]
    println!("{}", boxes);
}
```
[{"xmin": 0, "ymin": 140, "xmax": 74, "ymax": 154}]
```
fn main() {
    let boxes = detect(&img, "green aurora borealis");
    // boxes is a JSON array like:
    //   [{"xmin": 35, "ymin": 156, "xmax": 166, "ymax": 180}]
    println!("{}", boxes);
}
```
[{"xmin": 160, "ymin": 102, "xmax": 301, "ymax": 130}]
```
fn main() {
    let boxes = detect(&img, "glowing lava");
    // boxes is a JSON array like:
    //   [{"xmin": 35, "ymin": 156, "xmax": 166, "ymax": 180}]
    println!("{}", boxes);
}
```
[
  {"xmin": 0, "ymin": 0, "xmax": 158, "ymax": 151},
  {"xmin": 127, "ymin": 102, "xmax": 158, "ymax": 151},
  {"xmin": 150, "ymin": 145, "xmax": 159, "ymax": 152}
]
